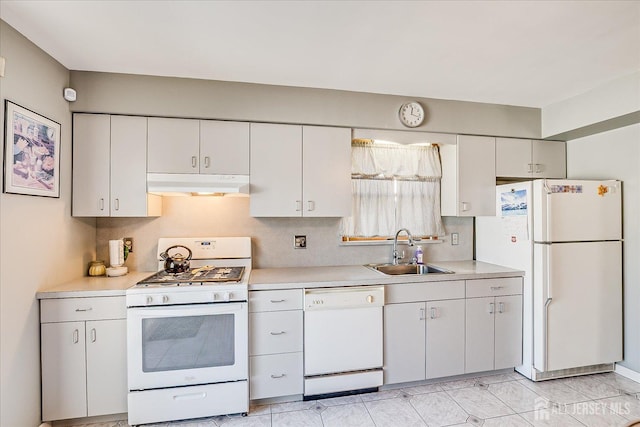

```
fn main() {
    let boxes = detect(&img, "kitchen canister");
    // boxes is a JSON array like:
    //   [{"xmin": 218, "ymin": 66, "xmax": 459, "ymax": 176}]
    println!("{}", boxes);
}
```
[{"xmin": 88, "ymin": 260, "xmax": 106, "ymax": 276}]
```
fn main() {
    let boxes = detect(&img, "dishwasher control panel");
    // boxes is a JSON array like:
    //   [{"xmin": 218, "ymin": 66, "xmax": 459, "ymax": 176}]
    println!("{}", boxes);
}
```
[{"xmin": 304, "ymin": 286, "xmax": 384, "ymax": 310}]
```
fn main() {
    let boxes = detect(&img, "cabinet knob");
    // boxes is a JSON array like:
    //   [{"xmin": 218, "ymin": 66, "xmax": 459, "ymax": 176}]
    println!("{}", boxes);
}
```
[
  {"xmin": 489, "ymin": 302, "xmax": 495, "ymax": 314},
  {"xmin": 114, "ymin": 198, "xmax": 120, "ymax": 211},
  {"xmin": 430, "ymin": 307, "xmax": 437, "ymax": 319},
  {"xmin": 461, "ymin": 202, "xmax": 470, "ymax": 212},
  {"xmin": 192, "ymin": 156, "xmax": 198, "ymax": 168},
  {"xmin": 296, "ymin": 200, "xmax": 302, "ymax": 212},
  {"xmin": 99, "ymin": 198, "xmax": 105, "ymax": 211},
  {"xmin": 73, "ymin": 329, "xmax": 79, "ymax": 344},
  {"xmin": 307, "ymin": 200, "xmax": 315, "ymax": 211}
]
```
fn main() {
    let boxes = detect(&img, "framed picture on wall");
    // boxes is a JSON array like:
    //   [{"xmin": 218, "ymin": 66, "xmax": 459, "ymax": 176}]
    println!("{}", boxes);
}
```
[{"xmin": 3, "ymin": 100, "xmax": 61, "ymax": 198}]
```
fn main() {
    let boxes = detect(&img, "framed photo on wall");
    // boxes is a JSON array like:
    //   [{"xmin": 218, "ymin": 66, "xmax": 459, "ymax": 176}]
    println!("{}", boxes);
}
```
[{"xmin": 3, "ymin": 100, "xmax": 61, "ymax": 198}]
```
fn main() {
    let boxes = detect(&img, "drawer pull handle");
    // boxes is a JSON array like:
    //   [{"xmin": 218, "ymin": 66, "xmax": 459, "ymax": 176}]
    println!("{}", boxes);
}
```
[
  {"xmin": 75, "ymin": 307, "xmax": 93, "ymax": 312},
  {"xmin": 271, "ymin": 374, "xmax": 286, "ymax": 379},
  {"xmin": 173, "ymin": 392, "xmax": 207, "ymax": 401},
  {"xmin": 270, "ymin": 299, "xmax": 286, "ymax": 303},
  {"xmin": 490, "ymin": 286, "xmax": 504, "ymax": 291},
  {"xmin": 270, "ymin": 331, "xmax": 286, "ymax": 335}
]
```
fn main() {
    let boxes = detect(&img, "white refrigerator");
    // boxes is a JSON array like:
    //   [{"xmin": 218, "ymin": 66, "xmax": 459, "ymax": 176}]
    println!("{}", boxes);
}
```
[{"xmin": 476, "ymin": 179, "xmax": 622, "ymax": 381}]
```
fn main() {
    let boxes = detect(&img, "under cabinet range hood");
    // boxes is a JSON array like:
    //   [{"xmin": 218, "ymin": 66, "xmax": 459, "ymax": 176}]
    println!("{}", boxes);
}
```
[{"xmin": 147, "ymin": 173, "xmax": 249, "ymax": 196}]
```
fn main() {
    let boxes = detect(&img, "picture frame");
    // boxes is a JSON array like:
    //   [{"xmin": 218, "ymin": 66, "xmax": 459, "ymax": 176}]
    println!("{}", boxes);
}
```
[{"xmin": 3, "ymin": 100, "xmax": 61, "ymax": 198}]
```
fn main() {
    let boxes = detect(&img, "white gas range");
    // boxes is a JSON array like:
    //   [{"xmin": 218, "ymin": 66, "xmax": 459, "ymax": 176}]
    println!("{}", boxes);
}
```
[{"xmin": 126, "ymin": 237, "xmax": 251, "ymax": 426}]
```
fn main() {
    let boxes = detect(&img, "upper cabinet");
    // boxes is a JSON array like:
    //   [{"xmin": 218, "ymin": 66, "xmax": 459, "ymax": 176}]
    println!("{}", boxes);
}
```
[
  {"xmin": 73, "ymin": 114, "xmax": 161, "ymax": 217},
  {"xmin": 440, "ymin": 135, "xmax": 496, "ymax": 217},
  {"xmin": 147, "ymin": 118, "xmax": 249, "ymax": 175},
  {"xmin": 250, "ymin": 123, "xmax": 351, "ymax": 217},
  {"xmin": 496, "ymin": 138, "xmax": 566, "ymax": 179}
]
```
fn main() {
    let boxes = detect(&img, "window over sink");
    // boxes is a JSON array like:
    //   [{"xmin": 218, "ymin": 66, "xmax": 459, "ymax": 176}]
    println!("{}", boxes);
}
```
[{"xmin": 340, "ymin": 139, "xmax": 445, "ymax": 242}]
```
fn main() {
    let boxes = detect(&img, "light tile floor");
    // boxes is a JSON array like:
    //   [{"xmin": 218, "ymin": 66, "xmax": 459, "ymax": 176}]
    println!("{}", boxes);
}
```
[{"xmin": 79, "ymin": 372, "xmax": 640, "ymax": 427}]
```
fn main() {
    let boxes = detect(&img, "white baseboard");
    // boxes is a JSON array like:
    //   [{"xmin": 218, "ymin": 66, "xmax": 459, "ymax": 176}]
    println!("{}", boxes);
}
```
[{"xmin": 615, "ymin": 363, "xmax": 640, "ymax": 383}]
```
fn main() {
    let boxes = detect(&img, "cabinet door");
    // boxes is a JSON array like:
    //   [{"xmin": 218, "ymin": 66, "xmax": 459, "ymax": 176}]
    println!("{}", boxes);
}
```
[
  {"xmin": 200, "ymin": 120, "xmax": 250, "ymax": 175},
  {"xmin": 425, "ymin": 299, "xmax": 465, "ymax": 379},
  {"xmin": 147, "ymin": 117, "xmax": 200, "ymax": 174},
  {"xmin": 86, "ymin": 319, "xmax": 127, "ymax": 417},
  {"xmin": 250, "ymin": 353, "xmax": 303, "ymax": 400},
  {"xmin": 249, "ymin": 311, "xmax": 303, "ymax": 355},
  {"xmin": 457, "ymin": 135, "xmax": 496, "ymax": 216},
  {"xmin": 383, "ymin": 302, "xmax": 426, "ymax": 384},
  {"xmin": 72, "ymin": 114, "xmax": 110, "ymax": 217},
  {"xmin": 302, "ymin": 126, "xmax": 352, "ymax": 217},
  {"xmin": 465, "ymin": 297, "xmax": 495, "ymax": 373},
  {"xmin": 41, "ymin": 322, "xmax": 87, "ymax": 421},
  {"xmin": 495, "ymin": 138, "xmax": 532, "ymax": 178},
  {"xmin": 494, "ymin": 295, "xmax": 523, "ymax": 370},
  {"xmin": 532, "ymin": 140, "xmax": 566, "ymax": 178},
  {"xmin": 250, "ymin": 123, "xmax": 302, "ymax": 217},
  {"xmin": 111, "ymin": 116, "xmax": 152, "ymax": 216}
]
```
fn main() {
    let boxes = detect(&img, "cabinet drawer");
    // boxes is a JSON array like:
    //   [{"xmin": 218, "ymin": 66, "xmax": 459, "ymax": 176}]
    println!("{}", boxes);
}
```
[
  {"xmin": 249, "ymin": 289, "xmax": 303, "ymax": 312},
  {"xmin": 466, "ymin": 278, "xmax": 523, "ymax": 298},
  {"xmin": 250, "ymin": 311, "xmax": 303, "ymax": 355},
  {"xmin": 41, "ymin": 296, "xmax": 126, "ymax": 323},
  {"xmin": 385, "ymin": 280, "xmax": 465, "ymax": 304},
  {"xmin": 250, "ymin": 353, "xmax": 303, "ymax": 400}
]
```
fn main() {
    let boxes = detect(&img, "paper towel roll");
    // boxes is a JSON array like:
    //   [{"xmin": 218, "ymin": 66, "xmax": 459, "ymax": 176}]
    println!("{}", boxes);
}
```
[{"xmin": 109, "ymin": 239, "xmax": 124, "ymax": 267}]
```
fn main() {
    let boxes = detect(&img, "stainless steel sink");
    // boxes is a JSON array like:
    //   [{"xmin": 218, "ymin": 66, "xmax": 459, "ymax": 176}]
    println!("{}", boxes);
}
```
[{"xmin": 366, "ymin": 263, "xmax": 454, "ymax": 275}]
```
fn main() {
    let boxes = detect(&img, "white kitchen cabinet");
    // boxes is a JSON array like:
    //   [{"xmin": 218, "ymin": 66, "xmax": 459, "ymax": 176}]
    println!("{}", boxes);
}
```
[
  {"xmin": 40, "ymin": 297, "xmax": 127, "ymax": 422},
  {"xmin": 383, "ymin": 302, "xmax": 426, "ymax": 384},
  {"xmin": 496, "ymin": 138, "xmax": 566, "ymax": 178},
  {"xmin": 147, "ymin": 117, "xmax": 200, "ymax": 174},
  {"xmin": 383, "ymin": 281, "xmax": 466, "ymax": 385},
  {"xmin": 465, "ymin": 278, "xmax": 523, "ymax": 373},
  {"xmin": 440, "ymin": 135, "xmax": 496, "ymax": 217},
  {"xmin": 200, "ymin": 120, "xmax": 250, "ymax": 175},
  {"xmin": 425, "ymin": 299, "xmax": 466, "ymax": 379},
  {"xmin": 250, "ymin": 123, "xmax": 351, "ymax": 217},
  {"xmin": 147, "ymin": 117, "xmax": 249, "ymax": 175},
  {"xmin": 249, "ymin": 290, "xmax": 303, "ymax": 400},
  {"xmin": 73, "ymin": 114, "xmax": 161, "ymax": 217}
]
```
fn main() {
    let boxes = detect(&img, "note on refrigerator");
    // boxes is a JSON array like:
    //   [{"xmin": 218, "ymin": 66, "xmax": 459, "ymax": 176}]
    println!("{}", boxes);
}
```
[{"xmin": 500, "ymin": 189, "xmax": 529, "ymax": 242}]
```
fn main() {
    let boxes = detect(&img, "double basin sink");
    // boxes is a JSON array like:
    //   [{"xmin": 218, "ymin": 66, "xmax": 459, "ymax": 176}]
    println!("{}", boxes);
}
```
[{"xmin": 366, "ymin": 263, "xmax": 454, "ymax": 276}]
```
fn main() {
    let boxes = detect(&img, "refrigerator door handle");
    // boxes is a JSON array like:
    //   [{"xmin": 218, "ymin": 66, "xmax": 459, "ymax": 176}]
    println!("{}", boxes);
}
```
[
  {"xmin": 543, "ymin": 297, "xmax": 553, "ymax": 370},
  {"xmin": 542, "ymin": 179, "xmax": 552, "ymax": 195}
]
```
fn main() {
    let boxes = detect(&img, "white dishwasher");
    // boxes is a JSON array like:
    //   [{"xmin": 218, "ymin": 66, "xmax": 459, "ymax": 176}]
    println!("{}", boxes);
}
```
[{"xmin": 303, "ymin": 286, "xmax": 384, "ymax": 398}]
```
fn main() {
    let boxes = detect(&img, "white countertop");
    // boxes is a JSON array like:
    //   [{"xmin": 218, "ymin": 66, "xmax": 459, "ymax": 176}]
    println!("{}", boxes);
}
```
[
  {"xmin": 35, "ymin": 261, "xmax": 524, "ymax": 297},
  {"xmin": 248, "ymin": 260, "xmax": 523, "ymax": 291},
  {"xmin": 36, "ymin": 271, "xmax": 154, "ymax": 299}
]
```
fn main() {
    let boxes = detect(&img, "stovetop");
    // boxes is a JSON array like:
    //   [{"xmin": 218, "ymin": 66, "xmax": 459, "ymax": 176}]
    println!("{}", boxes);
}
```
[{"xmin": 137, "ymin": 266, "xmax": 245, "ymax": 286}]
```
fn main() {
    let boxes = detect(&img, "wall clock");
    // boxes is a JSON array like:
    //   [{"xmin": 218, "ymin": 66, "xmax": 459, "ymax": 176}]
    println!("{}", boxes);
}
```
[{"xmin": 399, "ymin": 101, "xmax": 425, "ymax": 128}]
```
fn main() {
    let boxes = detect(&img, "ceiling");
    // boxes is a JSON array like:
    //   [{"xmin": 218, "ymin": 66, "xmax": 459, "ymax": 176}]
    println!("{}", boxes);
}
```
[{"xmin": 1, "ymin": 0, "xmax": 639, "ymax": 108}]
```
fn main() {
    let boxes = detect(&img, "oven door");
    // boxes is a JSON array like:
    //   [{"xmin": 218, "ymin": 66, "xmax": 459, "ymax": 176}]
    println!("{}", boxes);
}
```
[{"xmin": 127, "ymin": 302, "xmax": 248, "ymax": 391}]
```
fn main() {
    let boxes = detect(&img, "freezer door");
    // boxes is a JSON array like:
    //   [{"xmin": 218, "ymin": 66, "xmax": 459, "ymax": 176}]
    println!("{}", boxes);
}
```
[
  {"xmin": 533, "ymin": 180, "xmax": 621, "ymax": 242},
  {"xmin": 533, "ymin": 241, "xmax": 622, "ymax": 373}
]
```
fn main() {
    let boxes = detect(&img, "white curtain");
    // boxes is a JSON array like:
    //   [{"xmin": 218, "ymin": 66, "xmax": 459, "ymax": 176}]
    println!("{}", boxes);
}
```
[{"xmin": 340, "ymin": 143, "xmax": 445, "ymax": 237}]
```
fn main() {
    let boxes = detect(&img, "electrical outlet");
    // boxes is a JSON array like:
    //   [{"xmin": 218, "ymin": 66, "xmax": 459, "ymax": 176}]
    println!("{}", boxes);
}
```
[
  {"xmin": 124, "ymin": 237, "xmax": 134, "ymax": 253},
  {"xmin": 294, "ymin": 235, "xmax": 307, "ymax": 249},
  {"xmin": 451, "ymin": 233, "xmax": 459, "ymax": 246}
]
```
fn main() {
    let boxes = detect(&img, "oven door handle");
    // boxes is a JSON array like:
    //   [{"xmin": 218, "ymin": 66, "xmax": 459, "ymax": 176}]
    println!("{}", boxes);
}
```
[{"xmin": 128, "ymin": 302, "xmax": 246, "ymax": 318}]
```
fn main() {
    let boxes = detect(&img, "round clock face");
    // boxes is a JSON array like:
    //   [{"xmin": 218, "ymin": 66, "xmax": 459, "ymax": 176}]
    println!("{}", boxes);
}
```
[{"xmin": 399, "ymin": 102, "xmax": 425, "ymax": 128}]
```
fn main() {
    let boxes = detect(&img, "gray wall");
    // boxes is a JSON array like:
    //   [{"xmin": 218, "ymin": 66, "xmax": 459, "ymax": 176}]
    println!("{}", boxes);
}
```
[
  {"xmin": 70, "ymin": 71, "xmax": 541, "ymax": 138},
  {"xmin": 0, "ymin": 21, "xmax": 96, "ymax": 427},
  {"xmin": 567, "ymin": 123, "xmax": 640, "ymax": 373}
]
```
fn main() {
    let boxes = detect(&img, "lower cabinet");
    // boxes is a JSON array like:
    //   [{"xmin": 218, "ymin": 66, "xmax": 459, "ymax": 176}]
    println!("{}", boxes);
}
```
[
  {"xmin": 465, "ymin": 278, "xmax": 523, "ymax": 373},
  {"xmin": 40, "ymin": 297, "xmax": 127, "ymax": 421},
  {"xmin": 249, "ymin": 290, "xmax": 303, "ymax": 400},
  {"xmin": 383, "ymin": 281, "xmax": 466, "ymax": 385}
]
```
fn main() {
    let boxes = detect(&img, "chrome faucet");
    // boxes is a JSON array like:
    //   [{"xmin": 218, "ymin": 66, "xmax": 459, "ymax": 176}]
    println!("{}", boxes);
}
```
[{"xmin": 392, "ymin": 228, "xmax": 414, "ymax": 265}]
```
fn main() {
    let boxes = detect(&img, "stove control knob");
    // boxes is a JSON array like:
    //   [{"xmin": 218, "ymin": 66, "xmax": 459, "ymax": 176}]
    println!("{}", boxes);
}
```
[
  {"xmin": 162, "ymin": 295, "xmax": 169, "ymax": 304},
  {"xmin": 146, "ymin": 296, "xmax": 153, "ymax": 305}
]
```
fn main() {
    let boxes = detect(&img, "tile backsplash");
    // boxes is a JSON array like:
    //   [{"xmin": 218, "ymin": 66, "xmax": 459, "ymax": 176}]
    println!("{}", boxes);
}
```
[{"xmin": 96, "ymin": 196, "xmax": 473, "ymax": 271}]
